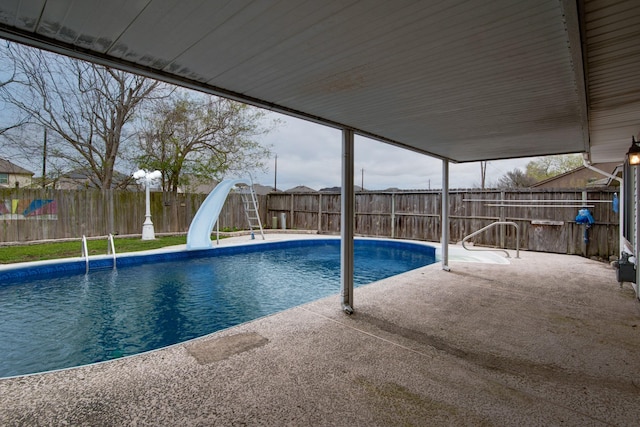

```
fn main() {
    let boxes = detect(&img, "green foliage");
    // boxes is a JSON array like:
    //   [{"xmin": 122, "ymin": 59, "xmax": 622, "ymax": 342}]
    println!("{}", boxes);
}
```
[
  {"xmin": 496, "ymin": 154, "xmax": 583, "ymax": 188},
  {"xmin": 525, "ymin": 154, "xmax": 583, "ymax": 182},
  {"xmin": 135, "ymin": 91, "xmax": 275, "ymax": 194}
]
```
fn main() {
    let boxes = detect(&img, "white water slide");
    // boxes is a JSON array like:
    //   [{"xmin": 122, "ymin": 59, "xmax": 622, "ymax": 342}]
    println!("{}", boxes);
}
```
[{"xmin": 186, "ymin": 178, "xmax": 250, "ymax": 250}]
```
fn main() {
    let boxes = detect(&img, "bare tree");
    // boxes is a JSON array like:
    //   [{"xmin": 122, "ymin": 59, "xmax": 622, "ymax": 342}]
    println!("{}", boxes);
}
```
[
  {"xmin": 496, "ymin": 168, "xmax": 536, "ymax": 189},
  {"xmin": 0, "ymin": 43, "xmax": 29, "ymax": 137},
  {"xmin": 0, "ymin": 42, "xmax": 165, "ymax": 189}
]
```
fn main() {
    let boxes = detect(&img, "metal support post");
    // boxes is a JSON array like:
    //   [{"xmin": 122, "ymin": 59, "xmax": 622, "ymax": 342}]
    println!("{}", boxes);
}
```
[
  {"xmin": 341, "ymin": 129, "xmax": 355, "ymax": 314},
  {"xmin": 442, "ymin": 160, "xmax": 450, "ymax": 271}
]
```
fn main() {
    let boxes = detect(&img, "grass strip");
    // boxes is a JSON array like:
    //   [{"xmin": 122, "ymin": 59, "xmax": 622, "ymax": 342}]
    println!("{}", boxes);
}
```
[{"xmin": 0, "ymin": 235, "xmax": 188, "ymax": 264}]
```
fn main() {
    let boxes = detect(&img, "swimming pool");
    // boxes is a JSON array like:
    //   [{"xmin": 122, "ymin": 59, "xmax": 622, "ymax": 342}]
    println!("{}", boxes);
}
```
[{"xmin": 0, "ymin": 238, "xmax": 436, "ymax": 377}]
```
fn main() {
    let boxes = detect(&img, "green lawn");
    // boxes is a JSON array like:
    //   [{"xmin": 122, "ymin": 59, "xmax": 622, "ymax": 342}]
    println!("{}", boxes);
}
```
[{"xmin": 0, "ymin": 235, "xmax": 188, "ymax": 264}]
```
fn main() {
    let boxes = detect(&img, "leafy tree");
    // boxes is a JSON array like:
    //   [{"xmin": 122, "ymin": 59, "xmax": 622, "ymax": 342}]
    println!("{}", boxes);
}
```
[
  {"xmin": 525, "ymin": 154, "xmax": 583, "ymax": 182},
  {"xmin": 0, "ymin": 42, "xmax": 165, "ymax": 189},
  {"xmin": 135, "ymin": 92, "xmax": 274, "ymax": 194},
  {"xmin": 496, "ymin": 168, "xmax": 537, "ymax": 189}
]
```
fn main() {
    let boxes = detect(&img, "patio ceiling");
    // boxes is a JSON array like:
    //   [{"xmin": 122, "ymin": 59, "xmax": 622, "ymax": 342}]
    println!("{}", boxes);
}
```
[{"xmin": 0, "ymin": 0, "xmax": 637, "ymax": 164}]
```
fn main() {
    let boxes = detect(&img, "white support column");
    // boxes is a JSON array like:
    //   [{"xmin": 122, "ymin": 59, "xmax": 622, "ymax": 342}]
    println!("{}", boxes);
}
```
[
  {"xmin": 341, "ymin": 129, "xmax": 355, "ymax": 314},
  {"xmin": 441, "ymin": 160, "xmax": 450, "ymax": 271}
]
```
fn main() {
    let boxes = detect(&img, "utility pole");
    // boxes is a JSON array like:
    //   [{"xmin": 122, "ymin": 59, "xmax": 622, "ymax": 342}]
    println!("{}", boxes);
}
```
[
  {"xmin": 361, "ymin": 168, "xmax": 364, "ymax": 190},
  {"xmin": 480, "ymin": 161, "xmax": 487, "ymax": 189},
  {"xmin": 42, "ymin": 127, "xmax": 47, "ymax": 188}
]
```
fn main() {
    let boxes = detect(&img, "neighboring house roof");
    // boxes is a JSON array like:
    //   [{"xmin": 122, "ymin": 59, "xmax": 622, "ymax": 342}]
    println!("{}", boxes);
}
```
[
  {"xmin": 0, "ymin": 158, "xmax": 34, "ymax": 176},
  {"xmin": 63, "ymin": 170, "xmax": 90, "ymax": 180},
  {"xmin": 530, "ymin": 162, "xmax": 621, "ymax": 189},
  {"xmin": 251, "ymin": 184, "xmax": 276, "ymax": 195},
  {"xmin": 58, "ymin": 168, "xmax": 134, "ymax": 189},
  {"xmin": 285, "ymin": 185, "xmax": 316, "ymax": 193},
  {"xmin": 182, "ymin": 176, "xmax": 218, "ymax": 194},
  {"xmin": 319, "ymin": 185, "xmax": 364, "ymax": 192}
]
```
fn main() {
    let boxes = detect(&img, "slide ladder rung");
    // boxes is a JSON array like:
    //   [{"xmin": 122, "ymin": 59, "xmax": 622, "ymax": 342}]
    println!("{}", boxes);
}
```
[{"xmin": 239, "ymin": 183, "xmax": 265, "ymax": 240}]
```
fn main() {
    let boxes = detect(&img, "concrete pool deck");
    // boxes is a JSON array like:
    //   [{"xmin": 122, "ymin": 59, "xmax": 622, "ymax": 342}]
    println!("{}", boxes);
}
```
[{"xmin": 1, "ymin": 234, "xmax": 639, "ymax": 425}]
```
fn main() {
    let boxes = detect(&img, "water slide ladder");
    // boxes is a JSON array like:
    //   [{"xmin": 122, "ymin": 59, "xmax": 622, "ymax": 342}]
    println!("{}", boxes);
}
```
[{"xmin": 238, "ymin": 184, "xmax": 265, "ymax": 240}]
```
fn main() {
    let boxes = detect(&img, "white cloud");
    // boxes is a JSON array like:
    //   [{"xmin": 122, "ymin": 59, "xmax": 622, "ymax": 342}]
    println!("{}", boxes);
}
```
[{"xmin": 254, "ymin": 113, "xmax": 534, "ymax": 191}]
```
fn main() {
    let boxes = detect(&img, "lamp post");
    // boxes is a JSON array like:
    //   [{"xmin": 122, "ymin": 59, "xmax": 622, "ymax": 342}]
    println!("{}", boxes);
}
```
[
  {"xmin": 626, "ymin": 136, "xmax": 640, "ymax": 166},
  {"xmin": 133, "ymin": 169, "xmax": 162, "ymax": 240}
]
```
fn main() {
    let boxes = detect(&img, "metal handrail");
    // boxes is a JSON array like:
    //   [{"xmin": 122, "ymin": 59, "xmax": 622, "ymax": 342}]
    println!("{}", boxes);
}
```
[
  {"xmin": 82, "ymin": 234, "xmax": 118, "ymax": 273},
  {"xmin": 107, "ymin": 233, "xmax": 117, "ymax": 270},
  {"xmin": 81, "ymin": 235, "xmax": 89, "ymax": 274},
  {"xmin": 462, "ymin": 221, "xmax": 520, "ymax": 258}
]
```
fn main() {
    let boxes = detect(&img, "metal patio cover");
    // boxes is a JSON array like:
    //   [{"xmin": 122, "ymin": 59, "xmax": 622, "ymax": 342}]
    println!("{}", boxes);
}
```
[{"xmin": 0, "ymin": 0, "xmax": 638, "ymax": 164}]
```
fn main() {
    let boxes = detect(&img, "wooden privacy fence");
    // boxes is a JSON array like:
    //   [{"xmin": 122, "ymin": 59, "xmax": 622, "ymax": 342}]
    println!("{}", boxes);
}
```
[
  {"xmin": 0, "ymin": 188, "xmax": 619, "ymax": 259},
  {"xmin": 266, "ymin": 189, "xmax": 620, "ymax": 259},
  {"xmin": 0, "ymin": 188, "xmax": 257, "ymax": 242}
]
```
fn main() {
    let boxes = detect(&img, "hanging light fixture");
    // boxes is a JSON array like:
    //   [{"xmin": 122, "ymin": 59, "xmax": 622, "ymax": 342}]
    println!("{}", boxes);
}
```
[{"xmin": 627, "ymin": 136, "xmax": 640, "ymax": 166}]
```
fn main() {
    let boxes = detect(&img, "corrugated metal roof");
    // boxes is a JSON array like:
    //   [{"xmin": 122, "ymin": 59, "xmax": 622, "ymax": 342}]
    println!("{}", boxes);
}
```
[{"xmin": 0, "ymin": 0, "xmax": 635, "ymax": 163}]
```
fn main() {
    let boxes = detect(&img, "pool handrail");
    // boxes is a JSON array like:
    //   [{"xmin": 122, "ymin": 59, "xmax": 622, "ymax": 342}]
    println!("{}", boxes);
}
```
[
  {"xmin": 81, "ymin": 235, "xmax": 89, "ymax": 274},
  {"xmin": 462, "ymin": 221, "xmax": 520, "ymax": 259},
  {"xmin": 107, "ymin": 233, "xmax": 117, "ymax": 270},
  {"xmin": 81, "ymin": 234, "xmax": 118, "ymax": 273}
]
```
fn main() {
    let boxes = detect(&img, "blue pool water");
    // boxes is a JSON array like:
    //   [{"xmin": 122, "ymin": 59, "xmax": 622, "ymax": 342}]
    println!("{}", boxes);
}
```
[{"xmin": 0, "ymin": 238, "xmax": 435, "ymax": 377}]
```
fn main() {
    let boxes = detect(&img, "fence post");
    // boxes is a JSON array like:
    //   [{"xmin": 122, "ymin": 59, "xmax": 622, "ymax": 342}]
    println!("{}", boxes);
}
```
[
  {"xmin": 290, "ymin": 193, "xmax": 294, "ymax": 229},
  {"xmin": 391, "ymin": 193, "xmax": 396, "ymax": 239},
  {"xmin": 500, "ymin": 190, "xmax": 505, "ymax": 248},
  {"xmin": 318, "ymin": 193, "xmax": 322, "ymax": 233}
]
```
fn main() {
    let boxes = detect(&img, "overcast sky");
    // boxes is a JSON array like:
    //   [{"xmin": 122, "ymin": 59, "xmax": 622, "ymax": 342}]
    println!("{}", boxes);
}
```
[
  {"xmin": 3, "ymin": 107, "xmax": 534, "ymax": 190},
  {"xmin": 253, "ymin": 113, "xmax": 534, "ymax": 191}
]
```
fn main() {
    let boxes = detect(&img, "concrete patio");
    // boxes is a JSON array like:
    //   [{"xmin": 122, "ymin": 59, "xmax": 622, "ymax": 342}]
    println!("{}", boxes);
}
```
[{"xmin": 1, "ymin": 236, "xmax": 639, "ymax": 426}]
